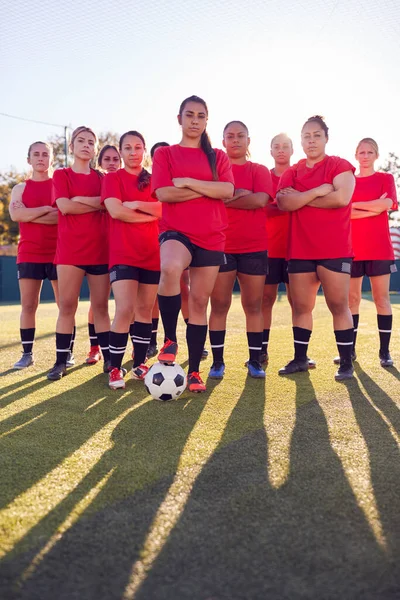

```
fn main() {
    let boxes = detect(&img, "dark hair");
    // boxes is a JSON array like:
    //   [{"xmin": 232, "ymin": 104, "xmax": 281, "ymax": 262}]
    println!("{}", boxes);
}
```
[
  {"xmin": 223, "ymin": 121, "xmax": 249, "ymax": 135},
  {"xmin": 150, "ymin": 141, "xmax": 169, "ymax": 159},
  {"xmin": 178, "ymin": 95, "xmax": 218, "ymax": 181},
  {"xmin": 119, "ymin": 130, "xmax": 151, "ymax": 190},
  {"xmin": 97, "ymin": 144, "xmax": 121, "ymax": 169},
  {"xmin": 302, "ymin": 115, "xmax": 329, "ymax": 137}
]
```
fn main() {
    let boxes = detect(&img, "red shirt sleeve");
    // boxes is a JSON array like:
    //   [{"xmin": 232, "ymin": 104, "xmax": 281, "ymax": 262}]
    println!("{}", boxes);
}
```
[
  {"xmin": 383, "ymin": 173, "xmax": 398, "ymax": 210},
  {"xmin": 253, "ymin": 164, "xmax": 273, "ymax": 197},
  {"xmin": 52, "ymin": 169, "xmax": 70, "ymax": 206},
  {"xmin": 329, "ymin": 157, "xmax": 355, "ymax": 179},
  {"xmin": 151, "ymin": 147, "xmax": 173, "ymax": 198},
  {"xmin": 101, "ymin": 171, "xmax": 122, "ymax": 204},
  {"xmin": 276, "ymin": 167, "xmax": 295, "ymax": 192},
  {"xmin": 215, "ymin": 150, "xmax": 235, "ymax": 185}
]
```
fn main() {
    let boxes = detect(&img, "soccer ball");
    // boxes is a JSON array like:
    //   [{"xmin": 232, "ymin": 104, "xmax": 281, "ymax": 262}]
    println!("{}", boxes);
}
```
[{"xmin": 144, "ymin": 362, "xmax": 187, "ymax": 401}]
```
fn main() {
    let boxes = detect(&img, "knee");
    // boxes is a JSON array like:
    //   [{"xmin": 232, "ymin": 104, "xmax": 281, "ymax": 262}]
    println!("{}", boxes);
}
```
[
  {"xmin": 374, "ymin": 296, "xmax": 391, "ymax": 312},
  {"xmin": 291, "ymin": 299, "xmax": 314, "ymax": 317},
  {"xmin": 161, "ymin": 261, "xmax": 183, "ymax": 281},
  {"xmin": 91, "ymin": 301, "xmax": 109, "ymax": 317},
  {"xmin": 191, "ymin": 293, "xmax": 209, "ymax": 315},
  {"xmin": 21, "ymin": 299, "xmax": 39, "ymax": 314},
  {"xmin": 59, "ymin": 298, "xmax": 78, "ymax": 316},
  {"xmin": 326, "ymin": 298, "xmax": 348, "ymax": 317},
  {"xmin": 262, "ymin": 292, "xmax": 276, "ymax": 310},
  {"xmin": 211, "ymin": 296, "xmax": 231, "ymax": 316},
  {"xmin": 242, "ymin": 298, "xmax": 262, "ymax": 316},
  {"xmin": 348, "ymin": 291, "xmax": 360, "ymax": 309}
]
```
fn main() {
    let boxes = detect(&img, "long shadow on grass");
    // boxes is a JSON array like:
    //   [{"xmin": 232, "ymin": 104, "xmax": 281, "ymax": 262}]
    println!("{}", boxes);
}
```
[
  {"xmin": 132, "ymin": 373, "xmax": 396, "ymax": 599},
  {"xmin": 355, "ymin": 364, "xmax": 400, "ymax": 430},
  {"xmin": 0, "ymin": 384, "xmax": 210, "ymax": 599}
]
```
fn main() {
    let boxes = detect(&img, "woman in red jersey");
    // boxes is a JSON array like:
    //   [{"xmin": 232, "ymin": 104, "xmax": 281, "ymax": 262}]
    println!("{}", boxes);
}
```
[
  {"xmin": 47, "ymin": 126, "xmax": 111, "ymax": 380},
  {"xmin": 151, "ymin": 95, "xmax": 234, "ymax": 393},
  {"xmin": 103, "ymin": 131, "xmax": 161, "ymax": 390},
  {"xmin": 9, "ymin": 141, "xmax": 58, "ymax": 369},
  {"xmin": 276, "ymin": 115, "xmax": 356, "ymax": 381},
  {"xmin": 333, "ymin": 138, "xmax": 397, "ymax": 367},
  {"xmin": 85, "ymin": 144, "xmax": 122, "ymax": 366},
  {"xmin": 208, "ymin": 121, "xmax": 271, "ymax": 379}
]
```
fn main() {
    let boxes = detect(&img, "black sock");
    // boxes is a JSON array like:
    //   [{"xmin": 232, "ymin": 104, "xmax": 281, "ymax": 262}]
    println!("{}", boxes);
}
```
[
  {"xmin": 158, "ymin": 294, "xmax": 181, "ymax": 343},
  {"xmin": 377, "ymin": 314, "xmax": 392, "ymax": 354},
  {"xmin": 247, "ymin": 331, "xmax": 263, "ymax": 362},
  {"xmin": 335, "ymin": 328, "xmax": 354, "ymax": 363},
  {"xmin": 109, "ymin": 331, "xmax": 128, "ymax": 370},
  {"xmin": 69, "ymin": 326, "xmax": 76, "ymax": 354},
  {"xmin": 262, "ymin": 329, "xmax": 270, "ymax": 355},
  {"xmin": 293, "ymin": 327, "xmax": 311, "ymax": 361},
  {"xmin": 150, "ymin": 318, "xmax": 159, "ymax": 346},
  {"xmin": 20, "ymin": 328, "xmax": 35, "ymax": 354},
  {"xmin": 352, "ymin": 314, "xmax": 359, "ymax": 350},
  {"xmin": 184, "ymin": 318, "xmax": 189, "ymax": 325},
  {"xmin": 209, "ymin": 330, "xmax": 225, "ymax": 363},
  {"xmin": 129, "ymin": 323, "xmax": 135, "ymax": 347},
  {"xmin": 132, "ymin": 322, "xmax": 152, "ymax": 367},
  {"xmin": 88, "ymin": 322, "xmax": 98, "ymax": 347},
  {"xmin": 97, "ymin": 331, "xmax": 110, "ymax": 362},
  {"xmin": 187, "ymin": 324, "xmax": 208, "ymax": 373},
  {"xmin": 56, "ymin": 332, "xmax": 72, "ymax": 365}
]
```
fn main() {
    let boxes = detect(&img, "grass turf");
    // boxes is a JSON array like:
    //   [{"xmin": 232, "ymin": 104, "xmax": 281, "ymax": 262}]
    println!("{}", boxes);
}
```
[{"xmin": 0, "ymin": 294, "xmax": 399, "ymax": 599}]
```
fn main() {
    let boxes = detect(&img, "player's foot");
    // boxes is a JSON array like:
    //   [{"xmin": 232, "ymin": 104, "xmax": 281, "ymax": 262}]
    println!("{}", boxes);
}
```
[
  {"xmin": 209, "ymin": 361, "xmax": 225, "ymax": 379},
  {"xmin": 307, "ymin": 356, "xmax": 317, "ymax": 369},
  {"xmin": 109, "ymin": 367, "xmax": 126, "ymax": 390},
  {"xmin": 379, "ymin": 351, "xmax": 394, "ymax": 368},
  {"xmin": 260, "ymin": 351, "xmax": 269, "ymax": 365},
  {"xmin": 333, "ymin": 350, "xmax": 356, "ymax": 365},
  {"xmin": 188, "ymin": 371, "xmax": 206, "ymax": 393},
  {"xmin": 158, "ymin": 339, "xmax": 178, "ymax": 364},
  {"xmin": 201, "ymin": 348, "xmax": 209, "ymax": 360},
  {"xmin": 131, "ymin": 363, "xmax": 149, "ymax": 380},
  {"xmin": 86, "ymin": 345, "xmax": 101, "ymax": 365},
  {"xmin": 247, "ymin": 360, "xmax": 266, "ymax": 379},
  {"xmin": 103, "ymin": 360, "xmax": 112, "ymax": 373},
  {"xmin": 47, "ymin": 362, "xmax": 67, "ymax": 381},
  {"xmin": 13, "ymin": 352, "xmax": 34, "ymax": 369},
  {"xmin": 146, "ymin": 344, "xmax": 158, "ymax": 359},
  {"xmin": 66, "ymin": 352, "xmax": 75, "ymax": 367},
  {"xmin": 278, "ymin": 358, "xmax": 309, "ymax": 376},
  {"xmin": 335, "ymin": 361, "xmax": 354, "ymax": 381}
]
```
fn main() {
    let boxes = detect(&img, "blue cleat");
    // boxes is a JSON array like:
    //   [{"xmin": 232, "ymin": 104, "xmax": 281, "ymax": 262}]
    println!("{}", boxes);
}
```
[
  {"xmin": 247, "ymin": 360, "xmax": 266, "ymax": 379},
  {"xmin": 209, "ymin": 361, "xmax": 225, "ymax": 379}
]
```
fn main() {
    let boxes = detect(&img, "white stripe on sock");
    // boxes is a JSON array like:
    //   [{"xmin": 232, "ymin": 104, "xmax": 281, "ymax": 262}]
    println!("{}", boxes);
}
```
[
  {"xmin": 336, "ymin": 341, "xmax": 353, "ymax": 345},
  {"xmin": 22, "ymin": 340, "xmax": 34, "ymax": 344},
  {"xmin": 249, "ymin": 346, "xmax": 262, "ymax": 350},
  {"xmin": 294, "ymin": 340, "xmax": 309, "ymax": 345},
  {"xmin": 378, "ymin": 329, "xmax": 392, "ymax": 333},
  {"xmin": 210, "ymin": 344, "xmax": 224, "ymax": 348},
  {"xmin": 109, "ymin": 349, "xmax": 126, "ymax": 354}
]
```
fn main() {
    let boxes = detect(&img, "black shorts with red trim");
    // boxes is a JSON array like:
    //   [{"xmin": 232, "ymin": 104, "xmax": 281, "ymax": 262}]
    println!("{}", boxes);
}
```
[
  {"xmin": 75, "ymin": 264, "xmax": 109, "ymax": 276},
  {"xmin": 220, "ymin": 251, "xmax": 268, "ymax": 275},
  {"xmin": 109, "ymin": 264, "xmax": 160, "ymax": 285},
  {"xmin": 265, "ymin": 257, "xmax": 289, "ymax": 285},
  {"xmin": 288, "ymin": 258, "xmax": 353, "ymax": 275},
  {"xmin": 159, "ymin": 231, "xmax": 225, "ymax": 268},
  {"xmin": 351, "ymin": 260, "xmax": 397, "ymax": 278},
  {"xmin": 17, "ymin": 262, "xmax": 57, "ymax": 281}
]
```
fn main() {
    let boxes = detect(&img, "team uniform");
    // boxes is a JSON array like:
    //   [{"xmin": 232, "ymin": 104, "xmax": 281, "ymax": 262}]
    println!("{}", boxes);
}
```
[
  {"xmin": 17, "ymin": 179, "xmax": 57, "ymax": 280},
  {"xmin": 265, "ymin": 169, "xmax": 290, "ymax": 284}
]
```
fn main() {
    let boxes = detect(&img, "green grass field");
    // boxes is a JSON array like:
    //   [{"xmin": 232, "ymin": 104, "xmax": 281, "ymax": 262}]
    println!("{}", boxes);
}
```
[{"xmin": 0, "ymin": 294, "xmax": 399, "ymax": 600}]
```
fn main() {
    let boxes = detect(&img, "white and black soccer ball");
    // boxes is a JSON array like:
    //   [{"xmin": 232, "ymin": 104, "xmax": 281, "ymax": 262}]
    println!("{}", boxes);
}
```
[{"xmin": 144, "ymin": 362, "xmax": 187, "ymax": 401}]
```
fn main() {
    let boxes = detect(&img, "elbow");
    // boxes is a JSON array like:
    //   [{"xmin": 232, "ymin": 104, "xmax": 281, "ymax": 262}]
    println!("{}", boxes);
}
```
[
  {"xmin": 221, "ymin": 184, "xmax": 234, "ymax": 200},
  {"xmin": 155, "ymin": 189, "xmax": 169, "ymax": 203}
]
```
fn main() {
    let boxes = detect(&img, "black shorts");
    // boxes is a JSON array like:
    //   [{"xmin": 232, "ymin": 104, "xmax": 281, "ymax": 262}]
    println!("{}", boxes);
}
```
[
  {"xmin": 159, "ymin": 230, "xmax": 225, "ymax": 268},
  {"xmin": 265, "ymin": 257, "xmax": 289, "ymax": 285},
  {"xmin": 75, "ymin": 264, "xmax": 109, "ymax": 276},
  {"xmin": 351, "ymin": 260, "xmax": 397, "ymax": 278},
  {"xmin": 109, "ymin": 264, "xmax": 160, "ymax": 285},
  {"xmin": 288, "ymin": 258, "xmax": 353, "ymax": 275},
  {"xmin": 219, "ymin": 251, "xmax": 268, "ymax": 275},
  {"xmin": 17, "ymin": 262, "xmax": 57, "ymax": 281}
]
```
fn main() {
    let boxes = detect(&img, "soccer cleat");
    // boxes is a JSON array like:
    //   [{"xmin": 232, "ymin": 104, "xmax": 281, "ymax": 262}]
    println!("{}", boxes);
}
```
[
  {"xmin": 278, "ymin": 358, "xmax": 309, "ymax": 376},
  {"xmin": 335, "ymin": 361, "xmax": 354, "ymax": 381},
  {"xmin": 188, "ymin": 371, "xmax": 206, "ymax": 393},
  {"xmin": 86, "ymin": 345, "xmax": 101, "ymax": 365},
  {"xmin": 247, "ymin": 360, "xmax": 266, "ymax": 379},
  {"xmin": 260, "ymin": 351, "xmax": 269, "ymax": 365},
  {"xmin": 109, "ymin": 367, "xmax": 126, "ymax": 390},
  {"xmin": 13, "ymin": 353, "xmax": 34, "ymax": 369},
  {"xmin": 379, "ymin": 351, "xmax": 394, "ymax": 368},
  {"xmin": 333, "ymin": 350, "xmax": 356, "ymax": 365},
  {"xmin": 131, "ymin": 363, "xmax": 149, "ymax": 380},
  {"xmin": 307, "ymin": 357, "xmax": 317, "ymax": 369},
  {"xmin": 47, "ymin": 362, "xmax": 67, "ymax": 381},
  {"xmin": 201, "ymin": 348, "xmax": 209, "ymax": 360},
  {"xmin": 146, "ymin": 344, "xmax": 158, "ymax": 359},
  {"xmin": 66, "ymin": 352, "xmax": 75, "ymax": 368},
  {"xmin": 158, "ymin": 339, "xmax": 178, "ymax": 364},
  {"xmin": 209, "ymin": 361, "xmax": 225, "ymax": 379}
]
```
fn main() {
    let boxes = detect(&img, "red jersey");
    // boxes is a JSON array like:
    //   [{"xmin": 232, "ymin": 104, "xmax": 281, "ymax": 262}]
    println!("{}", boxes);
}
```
[
  {"xmin": 351, "ymin": 172, "xmax": 398, "ymax": 261},
  {"xmin": 265, "ymin": 168, "xmax": 290, "ymax": 259},
  {"xmin": 53, "ymin": 168, "xmax": 108, "ymax": 265},
  {"xmin": 277, "ymin": 156, "xmax": 355, "ymax": 260},
  {"xmin": 151, "ymin": 145, "xmax": 234, "ymax": 251},
  {"xmin": 224, "ymin": 161, "xmax": 271, "ymax": 254},
  {"xmin": 102, "ymin": 169, "xmax": 160, "ymax": 271},
  {"xmin": 17, "ymin": 179, "xmax": 57, "ymax": 264}
]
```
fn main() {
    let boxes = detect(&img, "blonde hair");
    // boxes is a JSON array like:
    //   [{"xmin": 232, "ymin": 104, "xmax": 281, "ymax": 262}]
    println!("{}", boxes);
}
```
[
  {"xmin": 70, "ymin": 126, "xmax": 98, "ymax": 152},
  {"xmin": 270, "ymin": 133, "xmax": 293, "ymax": 148},
  {"xmin": 355, "ymin": 137, "xmax": 379, "ymax": 156},
  {"xmin": 27, "ymin": 141, "xmax": 53, "ymax": 160}
]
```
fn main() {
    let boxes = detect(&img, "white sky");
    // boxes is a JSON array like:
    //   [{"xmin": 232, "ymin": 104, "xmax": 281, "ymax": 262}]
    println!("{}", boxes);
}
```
[{"xmin": 1, "ymin": 0, "xmax": 400, "ymax": 173}]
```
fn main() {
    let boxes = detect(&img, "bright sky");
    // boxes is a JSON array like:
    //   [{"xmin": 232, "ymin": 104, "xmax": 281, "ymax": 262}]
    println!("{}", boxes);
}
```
[{"xmin": 1, "ymin": 0, "xmax": 400, "ymax": 173}]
